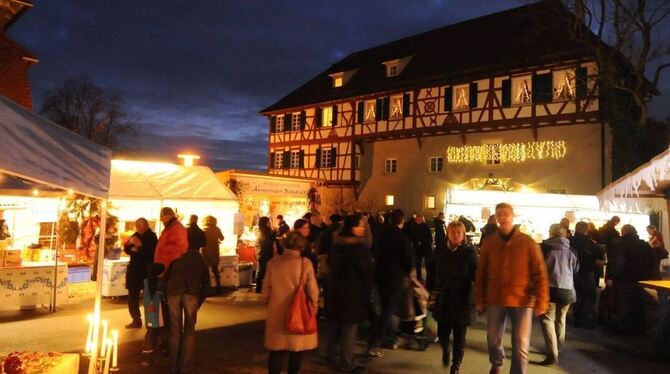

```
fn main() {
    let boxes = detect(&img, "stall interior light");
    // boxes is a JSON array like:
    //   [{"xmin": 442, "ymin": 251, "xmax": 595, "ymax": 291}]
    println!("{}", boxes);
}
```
[
  {"xmin": 32, "ymin": 188, "xmax": 39, "ymax": 196},
  {"xmin": 178, "ymin": 154, "xmax": 201, "ymax": 167}
]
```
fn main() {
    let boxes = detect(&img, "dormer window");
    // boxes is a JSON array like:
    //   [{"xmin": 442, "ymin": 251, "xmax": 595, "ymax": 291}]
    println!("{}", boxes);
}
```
[
  {"xmin": 388, "ymin": 64, "xmax": 399, "ymax": 77},
  {"xmin": 382, "ymin": 55, "xmax": 413, "ymax": 78},
  {"xmin": 333, "ymin": 76, "xmax": 343, "ymax": 88},
  {"xmin": 329, "ymin": 69, "xmax": 357, "ymax": 88}
]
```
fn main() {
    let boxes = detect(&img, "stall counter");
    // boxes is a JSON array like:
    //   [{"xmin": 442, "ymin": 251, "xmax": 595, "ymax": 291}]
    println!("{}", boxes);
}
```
[{"xmin": 0, "ymin": 262, "xmax": 68, "ymax": 310}]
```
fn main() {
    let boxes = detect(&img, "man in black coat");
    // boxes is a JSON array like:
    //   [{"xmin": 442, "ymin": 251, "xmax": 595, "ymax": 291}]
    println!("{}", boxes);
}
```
[
  {"xmin": 124, "ymin": 218, "xmax": 158, "ymax": 328},
  {"xmin": 410, "ymin": 215, "xmax": 433, "ymax": 282},
  {"xmin": 367, "ymin": 209, "xmax": 414, "ymax": 357},
  {"xmin": 434, "ymin": 212, "xmax": 447, "ymax": 248},
  {"xmin": 186, "ymin": 215, "xmax": 206, "ymax": 251},
  {"xmin": 570, "ymin": 221, "xmax": 604, "ymax": 328}
]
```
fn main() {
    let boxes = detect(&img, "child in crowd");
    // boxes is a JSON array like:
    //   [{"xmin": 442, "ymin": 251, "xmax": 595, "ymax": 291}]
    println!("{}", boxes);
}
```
[{"xmin": 142, "ymin": 262, "xmax": 166, "ymax": 366}]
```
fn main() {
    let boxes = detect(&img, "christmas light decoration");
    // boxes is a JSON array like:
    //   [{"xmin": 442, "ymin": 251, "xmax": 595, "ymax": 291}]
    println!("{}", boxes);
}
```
[
  {"xmin": 455, "ymin": 87, "xmax": 469, "ymax": 110},
  {"xmin": 515, "ymin": 79, "xmax": 531, "ymax": 103},
  {"xmin": 446, "ymin": 140, "xmax": 567, "ymax": 164}
]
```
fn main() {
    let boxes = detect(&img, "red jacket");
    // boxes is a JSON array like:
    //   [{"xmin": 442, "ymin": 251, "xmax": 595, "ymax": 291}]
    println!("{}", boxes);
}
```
[{"xmin": 155, "ymin": 219, "xmax": 188, "ymax": 275}]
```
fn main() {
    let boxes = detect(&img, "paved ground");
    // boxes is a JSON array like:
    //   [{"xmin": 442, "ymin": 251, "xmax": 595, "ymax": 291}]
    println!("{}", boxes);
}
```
[{"xmin": 1, "ymin": 287, "xmax": 668, "ymax": 373}]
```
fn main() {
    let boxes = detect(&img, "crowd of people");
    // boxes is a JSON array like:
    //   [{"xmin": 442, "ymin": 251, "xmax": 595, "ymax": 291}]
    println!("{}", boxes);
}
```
[{"xmin": 119, "ymin": 203, "xmax": 668, "ymax": 374}]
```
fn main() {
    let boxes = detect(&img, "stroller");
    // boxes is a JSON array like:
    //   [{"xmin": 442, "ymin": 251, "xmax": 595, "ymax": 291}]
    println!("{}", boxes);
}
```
[{"xmin": 397, "ymin": 274, "xmax": 432, "ymax": 351}]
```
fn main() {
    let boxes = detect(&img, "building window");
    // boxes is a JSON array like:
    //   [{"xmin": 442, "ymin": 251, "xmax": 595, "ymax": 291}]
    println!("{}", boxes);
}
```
[
  {"xmin": 275, "ymin": 115, "xmax": 284, "ymax": 132},
  {"xmin": 454, "ymin": 84, "xmax": 469, "ymax": 110},
  {"xmin": 387, "ymin": 64, "xmax": 399, "ymax": 77},
  {"xmin": 291, "ymin": 112, "xmax": 301, "ymax": 131},
  {"xmin": 355, "ymin": 154, "xmax": 361, "ymax": 170},
  {"xmin": 38, "ymin": 222, "xmax": 57, "ymax": 248},
  {"xmin": 385, "ymin": 195, "xmax": 395, "ymax": 206},
  {"xmin": 429, "ymin": 157, "xmax": 443, "ymax": 173},
  {"xmin": 290, "ymin": 150, "xmax": 301, "ymax": 168},
  {"xmin": 425, "ymin": 195, "xmax": 436, "ymax": 210},
  {"xmin": 384, "ymin": 159, "xmax": 397, "ymax": 174},
  {"xmin": 321, "ymin": 106, "xmax": 333, "ymax": 127},
  {"xmin": 364, "ymin": 100, "xmax": 376, "ymax": 122},
  {"xmin": 513, "ymin": 76, "xmax": 532, "ymax": 104},
  {"xmin": 483, "ymin": 141, "xmax": 502, "ymax": 165},
  {"xmin": 333, "ymin": 76, "xmax": 343, "ymax": 87},
  {"xmin": 391, "ymin": 95, "xmax": 403, "ymax": 118},
  {"xmin": 553, "ymin": 69, "xmax": 575, "ymax": 100},
  {"xmin": 320, "ymin": 148, "xmax": 333, "ymax": 168},
  {"xmin": 274, "ymin": 152, "xmax": 283, "ymax": 169}
]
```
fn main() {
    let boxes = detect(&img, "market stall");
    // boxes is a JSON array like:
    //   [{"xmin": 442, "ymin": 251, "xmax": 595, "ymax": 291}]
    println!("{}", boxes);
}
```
[
  {"xmin": 101, "ymin": 160, "xmax": 240, "ymax": 294},
  {"xmin": 445, "ymin": 188, "xmax": 650, "ymax": 243},
  {"xmin": 0, "ymin": 95, "xmax": 112, "ymax": 312}
]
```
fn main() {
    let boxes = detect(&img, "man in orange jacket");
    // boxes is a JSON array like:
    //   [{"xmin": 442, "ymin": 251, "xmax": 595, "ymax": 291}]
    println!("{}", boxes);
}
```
[
  {"xmin": 155, "ymin": 207, "xmax": 188, "ymax": 275},
  {"xmin": 475, "ymin": 202, "xmax": 549, "ymax": 374}
]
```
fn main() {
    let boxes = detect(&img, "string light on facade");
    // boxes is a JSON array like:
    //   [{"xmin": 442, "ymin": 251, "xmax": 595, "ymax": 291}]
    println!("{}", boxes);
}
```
[{"xmin": 446, "ymin": 140, "xmax": 567, "ymax": 164}]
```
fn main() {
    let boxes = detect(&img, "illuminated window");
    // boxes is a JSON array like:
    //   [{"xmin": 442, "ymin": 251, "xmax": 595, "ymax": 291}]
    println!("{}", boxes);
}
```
[
  {"xmin": 391, "ymin": 95, "xmax": 403, "ymax": 118},
  {"xmin": 365, "ymin": 100, "xmax": 376, "ymax": 122},
  {"xmin": 333, "ymin": 76, "xmax": 343, "ymax": 87},
  {"xmin": 321, "ymin": 106, "xmax": 333, "ymax": 127},
  {"xmin": 454, "ymin": 84, "xmax": 469, "ymax": 110},
  {"xmin": 385, "ymin": 159, "xmax": 397, "ymax": 174},
  {"xmin": 513, "ymin": 76, "xmax": 532, "ymax": 104},
  {"xmin": 387, "ymin": 64, "xmax": 399, "ymax": 77},
  {"xmin": 291, "ymin": 112, "xmax": 301, "ymax": 131},
  {"xmin": 275, "ymin": 115, "xmax": 284, "ymax": 132},
  {"xmin": 425, "ymin": 195, "xmax": 436, "ymax": 209},
  {"xmin": 429, "ymin": 157, "xmax": 443, "ymax": 173},
  {"xmin": 385, "ymin": 195, "xmax": 395, "ymax": 206},
  {"xmin": 290, "ymin": 150, "xmax": 301, "ymax": 168},
  {"xmin": 274, "ymin": 152, "xmax": 283, "ymax": 169},
  {"xmin": 554, "ymin": 69, "xmax": 575, "ymax": 100}
]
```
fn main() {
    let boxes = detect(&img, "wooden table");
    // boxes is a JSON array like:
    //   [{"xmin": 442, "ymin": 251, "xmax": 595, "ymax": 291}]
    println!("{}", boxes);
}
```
[{"xmin": 639, "ymin": 280, "xmax": 670, "ymax": 355}]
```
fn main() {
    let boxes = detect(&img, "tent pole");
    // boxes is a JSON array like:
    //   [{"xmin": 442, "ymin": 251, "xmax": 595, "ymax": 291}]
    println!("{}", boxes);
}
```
[
  {"xmin": 88, "ymin": 200, "xmax": 107, "ymax": 374},
  {"xmin": 52, "ymin": 198, "xmax": 63, "ymax": 313}
]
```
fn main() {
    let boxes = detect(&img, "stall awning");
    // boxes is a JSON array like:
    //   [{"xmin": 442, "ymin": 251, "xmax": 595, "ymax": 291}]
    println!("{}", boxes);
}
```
[
  {"xmin": 597, "ymin": 146, "xmax": 670, "ymax": 211},
  {"xmin": 0, "ymin": 95, "xmax": 112, "ymax": 198},
  {"xmin": 109, "ymin": 160, "xmax": 237, "ymax": 201}
]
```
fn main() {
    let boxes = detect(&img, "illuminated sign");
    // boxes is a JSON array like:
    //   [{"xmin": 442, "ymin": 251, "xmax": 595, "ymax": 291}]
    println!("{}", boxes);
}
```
[{"xmin": 446, "ymin": 140, "xmax": 567, "ymax": 164}]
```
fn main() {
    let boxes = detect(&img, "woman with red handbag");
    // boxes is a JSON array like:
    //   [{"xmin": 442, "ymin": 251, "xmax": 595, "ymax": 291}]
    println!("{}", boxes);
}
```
[{"xmin": 263, "ymin": 231, "xmax": 319, "ymax": 374}]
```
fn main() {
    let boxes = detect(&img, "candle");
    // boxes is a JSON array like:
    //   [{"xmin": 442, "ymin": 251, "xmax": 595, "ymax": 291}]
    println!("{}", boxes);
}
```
[
  {"xmin": 85, "ymin": 314, "xmax": 93, "ymax": 354},
  {"xmin": 103, "ymin": 338, "xmax": 112, "ymax": 374},
  {"xmin": 100, "ymin": 320, "xmax": 109, "ymax": 356},
  {"xmin": 111, "ymin": 330, "xmax": 119, "ymax": 369}
]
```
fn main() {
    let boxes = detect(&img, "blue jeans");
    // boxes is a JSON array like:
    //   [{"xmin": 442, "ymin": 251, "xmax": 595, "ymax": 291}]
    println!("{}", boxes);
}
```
[
  {"xmin": 486, "ymin": 305, "xmax": 533, "ymax": 374},
  {"xmin": 168, "ymin": 294, "xmax": 200, "ymax": 373}
]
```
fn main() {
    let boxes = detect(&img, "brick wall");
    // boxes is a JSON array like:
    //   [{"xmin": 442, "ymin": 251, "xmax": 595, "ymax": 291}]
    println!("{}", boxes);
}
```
[{"xmin": 0, "ymin": 33, "xmax": 34, "ymax": 110}]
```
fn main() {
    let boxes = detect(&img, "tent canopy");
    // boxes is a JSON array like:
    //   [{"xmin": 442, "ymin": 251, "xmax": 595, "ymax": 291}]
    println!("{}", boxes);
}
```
[
  {"xmin": 110, "ymin": 160, "xmax": 237, "ymax": 201},
  {"xmin": 598, "ymin": 146, "xmax": 670, "ymax": 210},
  {"xmin": 0, "ymin": 95, "xmax": 112, "ymax": 198}
]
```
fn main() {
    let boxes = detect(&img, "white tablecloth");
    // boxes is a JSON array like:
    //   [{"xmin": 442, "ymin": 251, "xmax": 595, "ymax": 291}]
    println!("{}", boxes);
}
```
[
  {"xmin": 0, "ymin": 262, "xmax": 68, "ymax": 310},
  {"xmin": 102, "ymin": 258, "xmax": 129, "ymax": 297},
  {"xmin": 48, "ymin": 353, "xmax": 79, "ymax": 374}
]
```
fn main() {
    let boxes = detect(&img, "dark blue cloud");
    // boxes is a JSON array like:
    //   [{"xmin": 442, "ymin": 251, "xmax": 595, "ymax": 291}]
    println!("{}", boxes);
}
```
[{"xmin": 8, "ymin": 0, "xmax": 670, "ymax": 171}]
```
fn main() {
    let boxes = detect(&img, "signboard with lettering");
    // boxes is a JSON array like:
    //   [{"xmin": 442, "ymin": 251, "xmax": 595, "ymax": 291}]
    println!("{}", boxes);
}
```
[{"xmin": 235, "ymin": 176, "xmax": 312, "ymax": 197}]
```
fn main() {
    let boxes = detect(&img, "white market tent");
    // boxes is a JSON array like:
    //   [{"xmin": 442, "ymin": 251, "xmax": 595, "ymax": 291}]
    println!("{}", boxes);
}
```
[
  {"xmin": 0, "ymin": 95, "xmax": 112, "ymax": 371},
  {"xmin": 597, "ymin": 146, "xmax": 670, "ymax": 240},
  {"xmin": 109, "ymin": 159, "xmax": 239, "ymax": 251}
]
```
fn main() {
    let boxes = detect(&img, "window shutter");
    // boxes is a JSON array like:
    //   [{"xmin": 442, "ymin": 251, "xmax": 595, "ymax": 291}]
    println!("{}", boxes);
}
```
[
  {"xmin": 332, "ymin": 105, "xmax": 338, "ymax": 126},
  {"xmin": 501, "ymin": 79, "xmax": 511, "ymax": 107},
  {"xmin": 282, "ymin": 151, "xmax": 290, "ymax": 168},
  {"xmin": 469, "ymin": 82, "xmax": 478, "ymax": 108},
  {"xmin": 300, "ymin": 110, "xmax": 306, "ymax": 130},
  {"xmin": 382, "ymin": 96, "xmax": 390, "ymax": 120},
  {"xmin": 532, "ymin": 73, "xmax": 552, "ymax": 103},
  {"xmin": 576, "ymin": 67, "xmax": 588, "ymax": 99},
  {"xmin": 315, "ymin": 148, "xmax": 322, "ymax": 168},
  {"xmin": 376, "ymin": 98, "xmax": 383, "ymax": 120},
  {"xmin": 357, "ymin": 101, "xmax": 364, "ymax": 123},
  {"xmin": 269, "ymin": 116, "xmax": 276, "ymax": 133},
  {"xmin": 403, "ymin": 93, "xmax": 410, "ymax": 117},
  {"xmin": 444, "ymin": 86, "xmax": 452, "ymax": 112},
  {"xmin": 315, "ymin": 108, "xmax": 322, "ymax": 128},
  {"xmin": 284, "ymin": 113, "xmax": 292, "ymax": 131},
  {"xmin": 270, "ymin": 152, "xmax": 275, "ymax": 168},
  {"xmin": 299, "ymin": 150, "xmax": 305, "ymax": 168},
  {"xmin": 331, "ymin": 148, "xmax": 337, "ymax": 167}
]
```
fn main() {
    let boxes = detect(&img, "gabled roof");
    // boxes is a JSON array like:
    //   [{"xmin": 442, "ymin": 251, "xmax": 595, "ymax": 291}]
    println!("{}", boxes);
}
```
[
  {"xmin": 1, "ymin": 0, "xmax": 32, "ymax": 31},
  {"xmin": 261, "ymin": 0, "xmax": 591, "ymax": 114}
]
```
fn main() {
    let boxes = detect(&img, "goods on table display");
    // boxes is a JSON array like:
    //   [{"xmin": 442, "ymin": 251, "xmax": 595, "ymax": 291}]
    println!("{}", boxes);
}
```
[
  {"xmin": 0, "ymin": 249, "xmax": 21, "ymax": 267},
  {"xmin": 0, "ymin": 351, "xmax": 62, "ymax": 374}
]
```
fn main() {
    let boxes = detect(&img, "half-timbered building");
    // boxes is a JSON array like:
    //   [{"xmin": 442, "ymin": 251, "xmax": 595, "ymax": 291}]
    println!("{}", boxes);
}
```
[{"xmin": 261, "ymin": 1, "xmax": 620, "ymax": 231}]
